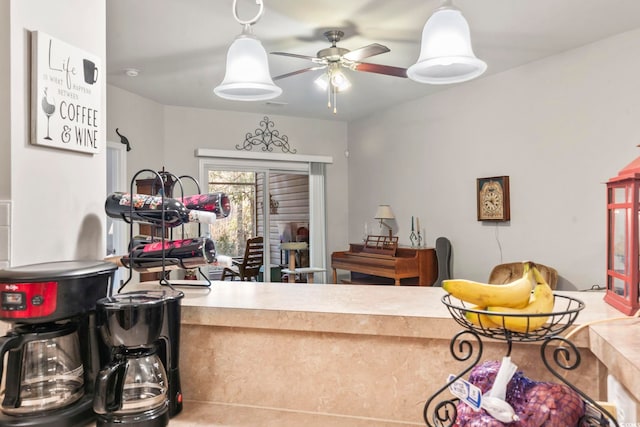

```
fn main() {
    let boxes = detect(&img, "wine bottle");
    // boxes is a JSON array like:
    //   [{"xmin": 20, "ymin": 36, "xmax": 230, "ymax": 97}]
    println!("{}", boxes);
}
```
[
  {"xmin": 105, "ymin": 192, "xmax": 217, "ymax": 227},
  {"xmin": 110, "ymin": 237, "xmax": 216, "ymax": 272},
  {"xmin": 127, "ymin": 235, "xmax": 163, "ymax": 251},
  {"xmin": 179, "ymin": 193, "xmax": 232, "ymax": 218}
]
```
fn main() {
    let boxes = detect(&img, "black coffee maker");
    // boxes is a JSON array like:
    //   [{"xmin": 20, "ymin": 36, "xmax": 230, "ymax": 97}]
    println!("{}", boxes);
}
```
[
  {"xmin": 93, "ymin": 289, "xmax": 183, "ymax": 427},
  {"xmin": 0, "ymin": 260, "xmax": 117, "ymax": 427}
]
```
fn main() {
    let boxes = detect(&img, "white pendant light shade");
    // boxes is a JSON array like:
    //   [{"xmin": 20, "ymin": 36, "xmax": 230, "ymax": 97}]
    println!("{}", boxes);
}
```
[
  {"xmin": 214, "ymin": 34, "xmax": 282, "ymax": 101},
  {"xmin": 407, "ymin": 6, "xmax": 486, "ymax": 85}
]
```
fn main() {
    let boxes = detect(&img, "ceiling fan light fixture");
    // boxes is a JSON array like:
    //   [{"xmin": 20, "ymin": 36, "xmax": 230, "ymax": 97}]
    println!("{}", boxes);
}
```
[
  {"xmin": 214, "ymin": 0, "xmax": 282, "ymax": 101},
  {"xmin": 407, "ymin": 1, "xmax": 486, "ymax": 85},
  {"xmin": 314, "ymin": 67, "xmax": 351, "ymax": 114},
  {"xmin": 314, "ymin": 69, "xmax": 350, "ymax": 93},
  {"xmin": 314, "ymin": 73, "xmax": 329, "ymax": 91},
  {"xmin": 330, "ymin": 70, "xmax": 351, "ymax": 91}
]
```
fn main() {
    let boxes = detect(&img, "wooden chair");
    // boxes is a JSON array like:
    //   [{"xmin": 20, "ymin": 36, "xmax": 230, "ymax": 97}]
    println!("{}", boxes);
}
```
[
  {"xmin": 221, "ymin": 236, "xmax": 264, "ymax": 281},
  {"xmin": 488, "ymin": 261, "xmax": 558, "ymax": 289}
]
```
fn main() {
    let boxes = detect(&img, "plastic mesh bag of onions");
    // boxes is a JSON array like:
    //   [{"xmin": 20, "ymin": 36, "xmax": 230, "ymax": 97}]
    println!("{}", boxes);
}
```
[{"xmin": 454, "ymin": 360, "xmax": 585, "ymax": 427}]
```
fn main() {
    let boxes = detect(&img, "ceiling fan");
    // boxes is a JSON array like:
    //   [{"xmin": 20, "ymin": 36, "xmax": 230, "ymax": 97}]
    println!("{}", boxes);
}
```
[
  {"xmin": 271, "ymin": 30, "xmax": 407, "ymax": 113},
  {"xmin": 272, "ymin": 30, "xmax": 407, "ymax": 80}
]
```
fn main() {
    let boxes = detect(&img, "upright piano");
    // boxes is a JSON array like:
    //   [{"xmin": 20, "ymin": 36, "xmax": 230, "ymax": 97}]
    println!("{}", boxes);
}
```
[{"xmin": 331, "ymin": 241, "xmax": 438, "ymax": 286}]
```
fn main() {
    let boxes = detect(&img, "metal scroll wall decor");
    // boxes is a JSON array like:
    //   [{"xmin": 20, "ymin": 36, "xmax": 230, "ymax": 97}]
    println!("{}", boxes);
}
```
[{"xmin": 236, "ymin": 116, "xmax": 297, "ymax": 153}]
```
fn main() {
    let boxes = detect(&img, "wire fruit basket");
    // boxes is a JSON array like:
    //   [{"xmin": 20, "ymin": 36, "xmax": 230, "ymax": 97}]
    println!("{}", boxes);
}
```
[
  {"xmin": 424, "ymin": 293, "xmax": 618, "ymax": 427},
  {"xmin": 441, "ymin": 293, "xmax": 585, "ymax": 342}
]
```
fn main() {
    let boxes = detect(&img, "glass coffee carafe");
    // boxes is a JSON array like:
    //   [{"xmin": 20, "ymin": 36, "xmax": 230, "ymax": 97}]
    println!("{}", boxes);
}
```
[
  {"xmin": 94, "ymin": 350, "xmax": 168, "ymax": 416},
  {"xmin": 0, "ymin": 322, "xmax": 85, "ymax": 415}
]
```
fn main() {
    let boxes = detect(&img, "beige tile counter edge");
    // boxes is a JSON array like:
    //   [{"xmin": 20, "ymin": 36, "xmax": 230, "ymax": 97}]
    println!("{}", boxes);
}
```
[
  {"xmin": 170, "ymin": 282, "xmax": 621, "ymax": 338},
  {"xmin": 589, "ymin": 317, "xmax": 640, "ymax": 403}
]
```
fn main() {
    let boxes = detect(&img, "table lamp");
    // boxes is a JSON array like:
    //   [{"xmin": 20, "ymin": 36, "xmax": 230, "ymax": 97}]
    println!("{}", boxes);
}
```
[{"xmin": 374, "ymin": 205, "xmax": 395, "ymax": 238}]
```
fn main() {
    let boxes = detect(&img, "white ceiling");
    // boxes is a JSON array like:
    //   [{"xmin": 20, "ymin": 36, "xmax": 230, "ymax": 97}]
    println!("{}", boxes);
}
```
[{"xmin": 106, "ymin": 0, "xmax": 640, "ymax": 122}]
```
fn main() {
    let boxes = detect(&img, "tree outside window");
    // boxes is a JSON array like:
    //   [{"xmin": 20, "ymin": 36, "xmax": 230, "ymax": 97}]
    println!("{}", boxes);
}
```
[{"xmin": 206, "ymin": 170, "xmax": 257, "ymax": 258}]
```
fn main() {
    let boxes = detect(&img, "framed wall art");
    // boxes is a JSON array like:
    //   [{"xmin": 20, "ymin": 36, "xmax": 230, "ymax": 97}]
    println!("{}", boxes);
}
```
[
  {"xmin": 31, "ymin": 31, "xmax": 102, "ymax": 154},
  {"xmin": 477, "ymin": 176, "xmax": 510, "ymax": 221}
]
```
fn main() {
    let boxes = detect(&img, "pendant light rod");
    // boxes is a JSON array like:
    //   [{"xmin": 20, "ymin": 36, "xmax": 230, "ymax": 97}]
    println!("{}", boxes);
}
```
[{"xmin": 439, "ymin": 0, "xmax": 454, "ymax": 9}]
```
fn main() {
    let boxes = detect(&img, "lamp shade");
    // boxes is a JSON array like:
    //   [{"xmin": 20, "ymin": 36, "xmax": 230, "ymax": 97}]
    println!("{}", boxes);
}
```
[
  {"xmin": 374, "ymin": 205, "xmax": 395, "ymax": 220},
  {"xmin": 407, "ymin": 5, "xmax": 486, "ymax": 85},
  {"xmin": 214, "ymin": 34, "xmax": 282, "ymax": 101}
]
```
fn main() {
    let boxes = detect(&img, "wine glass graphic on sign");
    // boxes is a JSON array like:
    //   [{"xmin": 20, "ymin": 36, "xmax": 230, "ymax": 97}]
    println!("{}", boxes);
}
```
[{"xmin": 41, "ymin": 87, "xmax": 55, "ymax": 140}]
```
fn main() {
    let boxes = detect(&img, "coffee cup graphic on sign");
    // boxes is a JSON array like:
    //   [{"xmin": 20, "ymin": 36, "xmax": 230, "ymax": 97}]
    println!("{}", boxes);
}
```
[{"xmin": 83, "ymin": 59, "xmax": 98, "ymax": 84}]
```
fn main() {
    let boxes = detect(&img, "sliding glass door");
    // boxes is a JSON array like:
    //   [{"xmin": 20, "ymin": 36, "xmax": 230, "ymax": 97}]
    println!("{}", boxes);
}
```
[{"xmin": 198, "ymin": 152, "xmax": 327, "ymax": 283}]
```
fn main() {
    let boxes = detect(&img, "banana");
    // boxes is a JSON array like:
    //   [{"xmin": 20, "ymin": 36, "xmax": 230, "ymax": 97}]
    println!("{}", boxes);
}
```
[
  {"xmin": 442, "ymin": 262, "xmax": 533, "ymax": 308},
  {"xmin": 464, "ymin": 305, "xmax": 502, "ymax": 329},
  {"xmin": 486, "ymin": 266, "xmax": 555, "ymax": 333}
]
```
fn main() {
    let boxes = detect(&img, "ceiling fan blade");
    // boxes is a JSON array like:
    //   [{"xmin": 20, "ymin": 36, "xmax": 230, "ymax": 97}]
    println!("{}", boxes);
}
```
[
  {"xmin": 271, "ymin": 52, "xmax": 325, "ymax": 64},
  {"xmin": 354, "ymin": 62, "xmax": 407, "ymax": 78},
  {"xmin": 343, "ymin": 43, "xmax": 390, "ymax": 62},
  {"xmin": 272, "ymin": 66, "xmax": 326, "ymax": 81}
]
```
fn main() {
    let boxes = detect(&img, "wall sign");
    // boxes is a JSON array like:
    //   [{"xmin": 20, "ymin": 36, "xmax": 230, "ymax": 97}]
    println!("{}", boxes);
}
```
[{"xmin": 31, "ymin": 31, "xmax": 102, "ymax": 154}]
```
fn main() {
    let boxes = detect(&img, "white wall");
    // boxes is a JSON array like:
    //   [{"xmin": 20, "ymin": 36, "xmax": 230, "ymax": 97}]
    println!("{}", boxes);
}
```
[
  {"xmin": 348, "ymin": 28, "xmax": 640, "ymax": 290},
  {"xmin": 0, "ymin": 2, "xmax": 10, "ymax": 199},
  {"xmin": 161, "ymin": 107, "xmax": 349, "ymax": 260},
  {"xmin": 9, "ymin": 0, "xmax": 107, "ymax": 265},
  {"xmin": 106, "ymin": 85, "xmax": 165, "ymax": 182},
  {"xmin": 105, "ymin": 90, "xmax": 350, "ymax": 265},
  {"xmin": 0, "ymin": 3, "xmax": 9, "ymax": 269}
]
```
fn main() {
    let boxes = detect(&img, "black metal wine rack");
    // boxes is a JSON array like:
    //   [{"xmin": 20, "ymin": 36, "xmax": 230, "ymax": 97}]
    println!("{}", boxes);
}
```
[{"xmin": 118, "ymin": 168, "xmax": 213, "ymax": 292}]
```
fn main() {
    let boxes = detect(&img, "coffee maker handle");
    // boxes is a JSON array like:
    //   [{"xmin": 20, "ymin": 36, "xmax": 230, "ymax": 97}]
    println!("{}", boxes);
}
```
[
  {"xmin": 0, "ymin": 335, "xmax": 26, "ymax": 408},
  {"xmin": 0, "ymin": 335, "xmax": 26, "ymax": 381},
  {"xmin": 93, "ymin": 359, "xmax": 127, "ymax": 414}
]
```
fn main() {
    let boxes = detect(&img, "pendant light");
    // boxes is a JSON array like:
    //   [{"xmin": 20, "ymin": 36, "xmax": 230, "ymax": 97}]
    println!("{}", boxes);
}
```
[
  {"xmin": 214, "ymin": 0, "xmax": 282, "ymax": 101},
  {"xmin": 407, "ymin": 0, "xmax": 486, "ymax": 85}
]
